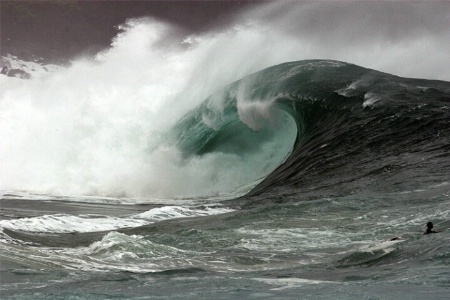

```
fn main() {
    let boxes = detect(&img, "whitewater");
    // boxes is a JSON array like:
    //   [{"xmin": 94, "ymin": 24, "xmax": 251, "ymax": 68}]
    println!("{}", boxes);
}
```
[{"xmin": 1, "ymin": 2, "xmax": 450, "ymax": 299}]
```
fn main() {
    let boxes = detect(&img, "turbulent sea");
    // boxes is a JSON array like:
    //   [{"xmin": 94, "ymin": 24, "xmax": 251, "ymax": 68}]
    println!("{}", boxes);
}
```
[{"xmin": 1, "ymin": 16, "xmax": 450, "ymax": 300}]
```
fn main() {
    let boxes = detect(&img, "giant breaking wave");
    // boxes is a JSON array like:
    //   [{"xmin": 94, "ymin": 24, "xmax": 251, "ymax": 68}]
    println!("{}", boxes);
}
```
[{"xmin": 1, "ymin": 16, "xmax": 449, "ymax": 201}]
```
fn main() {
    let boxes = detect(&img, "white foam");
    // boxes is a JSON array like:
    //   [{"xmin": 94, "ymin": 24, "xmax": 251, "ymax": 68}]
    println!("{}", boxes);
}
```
[
  {"xmin": 235, "ymin": 227, "xmax": 355, "ymax": 253},
  {"xmin": 253, "ymin": 277, "xmax": 336, "ymax": 291},
  {"xmin": 36, "ymin": 231, "xmax": 207, "ymax": 273},
  {"xmin": 358, "ymin": 239, "xmax": 403, "ymax": 253},
  {"xmin": 0, "ymin": 205, "xmax": 234, "ymax": 233},
  {"xmin": 135, "ymin": 205, "xmax": 234, "ymax": 222},
  {"xmin": 0, "ymin": 26, "xmax": 297, "ymax": 199},
  {"xmin": 0, "ymin": 214, "xmax": 148, "ymax": 233}
]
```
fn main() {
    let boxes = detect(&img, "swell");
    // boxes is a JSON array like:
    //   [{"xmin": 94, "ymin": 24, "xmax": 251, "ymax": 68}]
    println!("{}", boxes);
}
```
[
  {"xmin": 172, "ymin": 60, "xmax": 450, "ymax": 203},
  {"xmin": 245, "ymin": 63, "xmax": 450, "ymax": 203}
]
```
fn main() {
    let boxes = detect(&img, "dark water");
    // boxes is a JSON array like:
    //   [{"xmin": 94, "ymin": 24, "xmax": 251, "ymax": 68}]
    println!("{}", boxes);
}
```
[{"xmin": 1, "ymin": 60, "xmax": 450, "ymax": 299}]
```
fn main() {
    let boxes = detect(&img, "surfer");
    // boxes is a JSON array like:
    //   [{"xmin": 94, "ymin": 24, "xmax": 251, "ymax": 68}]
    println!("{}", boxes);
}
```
[
  {"xmin": 389, "ymin": 221, "xmax": 443, "ymax": 240},
  {"xmin": 424, "ymin": 221, "xmax": 440, "ymax": 235}
]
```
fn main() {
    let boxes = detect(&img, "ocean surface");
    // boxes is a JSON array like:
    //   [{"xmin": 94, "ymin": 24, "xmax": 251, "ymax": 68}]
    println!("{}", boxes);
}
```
[{"xmin": 1, "ymin": 9, "xmax": 450, "ymax": 299}]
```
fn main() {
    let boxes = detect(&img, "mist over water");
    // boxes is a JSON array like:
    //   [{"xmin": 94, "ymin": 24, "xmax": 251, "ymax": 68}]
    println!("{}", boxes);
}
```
[{"xmin": 1, "ymin": 2, "xmax": 449, "ymax": 199}]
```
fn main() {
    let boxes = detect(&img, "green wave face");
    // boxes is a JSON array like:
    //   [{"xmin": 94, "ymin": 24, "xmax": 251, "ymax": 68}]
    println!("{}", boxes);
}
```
[
  {"xmin": 171, "ymin": 102, "xmax": 297, "ymax": 197},
  {"xmin": 168, "ymin": 62, "xmax": 316, "ymax": 197}
]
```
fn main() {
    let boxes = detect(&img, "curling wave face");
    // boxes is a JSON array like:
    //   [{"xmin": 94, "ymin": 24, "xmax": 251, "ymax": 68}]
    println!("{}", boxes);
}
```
[{"xmin": 173, "ymin": 59, "xmax": 450, "ymax": 203}]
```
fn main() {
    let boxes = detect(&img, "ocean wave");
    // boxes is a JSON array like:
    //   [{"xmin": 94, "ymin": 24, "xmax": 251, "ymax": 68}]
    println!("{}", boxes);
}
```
[{"xmin": 1, "ymin": 55, "xmax": 449, "ymax": 200}]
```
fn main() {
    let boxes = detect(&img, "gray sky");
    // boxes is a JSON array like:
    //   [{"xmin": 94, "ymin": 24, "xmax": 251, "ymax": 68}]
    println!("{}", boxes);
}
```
[
  {"xmin": 241, "ymin": 1, "xmax": 450, "ymax": 80},
  {"xmin": 2, "ymin": 1, "xmax": 449, "ymax": 80}
]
